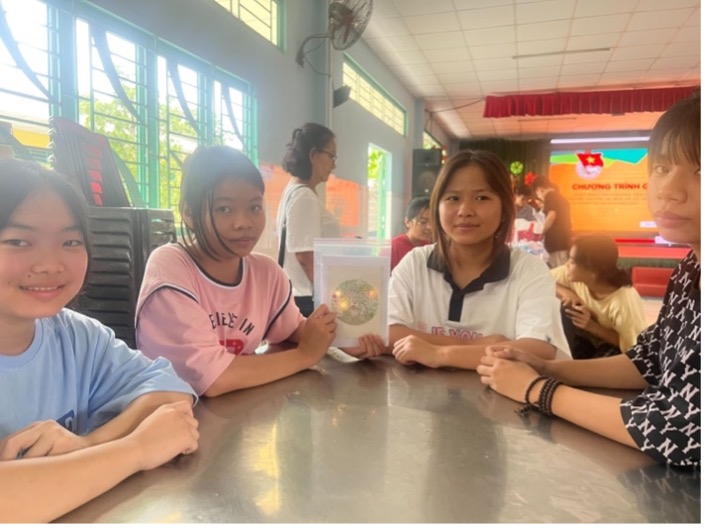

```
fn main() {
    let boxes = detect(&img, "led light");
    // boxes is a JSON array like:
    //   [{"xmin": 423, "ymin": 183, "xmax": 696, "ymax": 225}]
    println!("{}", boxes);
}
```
[{"xmin": 550, "ymin": 136, "xmax": 650, "ymax": 144}]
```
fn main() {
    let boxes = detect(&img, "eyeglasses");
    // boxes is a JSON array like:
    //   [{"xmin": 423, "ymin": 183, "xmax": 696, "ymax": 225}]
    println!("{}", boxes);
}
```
[{"xmin": 319, "ymin": 150, "xmax": 337, "ymax": 162}]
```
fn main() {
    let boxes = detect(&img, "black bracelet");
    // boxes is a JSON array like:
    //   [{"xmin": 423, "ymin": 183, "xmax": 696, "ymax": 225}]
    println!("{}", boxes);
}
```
[
  {"xmin": 516, "ymin": 375, "xmax": 547, "ymax": 416},
  {"xmin": 537, "ymin": 377, "xmax": 563, "ymax": 416}
]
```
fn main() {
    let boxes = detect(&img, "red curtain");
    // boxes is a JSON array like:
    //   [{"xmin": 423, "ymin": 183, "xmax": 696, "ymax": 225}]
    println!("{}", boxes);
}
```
[{"xmin": 483, "ymin": 86, "xmax": 699, "ymax": 118}]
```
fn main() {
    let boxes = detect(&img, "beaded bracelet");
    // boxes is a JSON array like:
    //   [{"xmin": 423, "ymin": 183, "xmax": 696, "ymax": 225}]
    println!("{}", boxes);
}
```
[
  {"xmin": 537, "ymin": 377, "xmax": 563, "ymax": 416},
  {"xmin": 515, "ymin": 375, "xmax": 547, "ymax": 416}
]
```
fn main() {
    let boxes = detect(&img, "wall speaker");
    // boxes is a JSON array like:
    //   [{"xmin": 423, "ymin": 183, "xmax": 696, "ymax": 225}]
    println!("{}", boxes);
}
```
[{"xmin": 412, "ymin": 148, "xmax": 443, "ymax": 197}]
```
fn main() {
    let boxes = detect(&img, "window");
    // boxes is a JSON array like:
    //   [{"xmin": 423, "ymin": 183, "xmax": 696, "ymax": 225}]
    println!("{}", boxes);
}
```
[
  {"xmin": 0, "ymin": 0, "xmax": 256, "ymax": 217},
  {"xmin": 343, "ymin": 58, "xmax": 406, "ymax": 136},
  {"xmin": 423, "ymin": 131, "xmax": 442, "ymax": 150},
  {"xmin": 213, "ymin": 0, "xmax": 281, "ymax": 47},
  {"xmin": 0, "ymin": 0, "xmax": 58, "ymax": 161}
]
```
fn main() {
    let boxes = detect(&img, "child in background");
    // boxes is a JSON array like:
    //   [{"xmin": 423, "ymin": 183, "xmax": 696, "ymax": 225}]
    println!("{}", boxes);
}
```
[
  {"xmin": 390, "ymin": 196, "xmax": 431, "ymax": 271},
  {"xmin": 0, "ymin": 160, "xmax": 199, "ymax": 522},
  {"xmin": 136, "ymin": 146, "xmax": 383, "ymax": 397},
  {"xmin": 478, "ymin": 93, "xmax": 700, "ymax": 466},
  {"xmin": 554, "ymin": 234, "xmax": 647, "ymax": 358},
  {"xmin": 356, "ymin": 149, "xmax": 570, "ymax": 368}
]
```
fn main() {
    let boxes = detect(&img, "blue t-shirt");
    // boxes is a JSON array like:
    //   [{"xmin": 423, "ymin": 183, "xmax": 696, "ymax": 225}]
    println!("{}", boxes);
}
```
[{"xmin": 0, "ymin": 309, "xmax": 196, "ymax": 438}]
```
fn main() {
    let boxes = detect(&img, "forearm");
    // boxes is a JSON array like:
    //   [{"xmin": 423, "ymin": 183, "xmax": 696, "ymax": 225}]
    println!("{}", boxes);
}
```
[
  {"xmin": 85, "ymin": 391, "xmax": 192, "ymax": 446},
  {"xmin": 204, "ymin": 348, "xmax": 312, "ymax": 397},
  {"xmin": 539, "ymin": 383, "xmax": 637, "ymax": 448},
  {"xmin": 389, "ymin": 324, "xmax": 507, "ymax": 350},
  {"xmin": 295, "ymin": 251, "xmax": 314, "ymax": 284},
  {"xmin": 437, "ymin": 338, "xmax": 555, "ymax": 370},
  {"xmin": 586, "ymin": 320, "xmax": 621, "ymax": 348},
  {"xmin": 0, "ymin": 437, "xmax": 143, "ymax": 523},
  {"xmin": 546, "ymin": 354, "xmax": 647, "ymax": 389},
  {"xmin": 497, "ymin": 338, "xmax": 557, "ymax": 360}
]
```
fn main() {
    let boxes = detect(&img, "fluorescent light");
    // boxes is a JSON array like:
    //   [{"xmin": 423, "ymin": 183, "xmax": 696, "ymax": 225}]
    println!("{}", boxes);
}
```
[
  {"xmin": 512, "ymin": 47, "xmax": 611, "ymax": 59},
  {"xmin": 551, "ymin": 136, "xmax": 650, "ymax": 144}
]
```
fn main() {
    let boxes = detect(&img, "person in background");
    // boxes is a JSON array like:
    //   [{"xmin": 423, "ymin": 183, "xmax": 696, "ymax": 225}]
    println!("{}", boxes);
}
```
[
  {"xmin": 344, "ymin": 150, "xmax": 570, "ymax": 367},
  {"xmin": 0, "ymin": 160, "xmax": 199, "ymax": 522},
  {"xmin": 531, "ymin": 174, "xmax": 572, "ymax": 268},
  {"xmin": 478, "ymin": 92, "xmax": 700, "ymax": 467},
  {"xmin": 554, "ymin": 234, "xmax": 647, "ymax": 359},
  {"xmin": 390, "ymin": 196, "xmax": 431, "ymax": 271},
  {"xmin": 514, "ymin": 182, "xmax": 537, "ymax": 221},
  {"xmin": 277, "ymin": 123, "xmax": 341, "ymax": 317}
]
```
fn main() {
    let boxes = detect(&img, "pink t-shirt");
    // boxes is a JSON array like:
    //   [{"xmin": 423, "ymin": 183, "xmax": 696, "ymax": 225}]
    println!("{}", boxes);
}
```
[{"xmin": 135, "ymin": 244, "xmax": 304, "ymax": 395}]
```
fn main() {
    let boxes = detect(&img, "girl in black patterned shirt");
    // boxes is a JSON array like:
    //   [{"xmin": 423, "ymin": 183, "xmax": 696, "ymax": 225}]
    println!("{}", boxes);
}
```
[{"xmin": 477, "ymin": 92, "xmax": 700, "ymax": 466}]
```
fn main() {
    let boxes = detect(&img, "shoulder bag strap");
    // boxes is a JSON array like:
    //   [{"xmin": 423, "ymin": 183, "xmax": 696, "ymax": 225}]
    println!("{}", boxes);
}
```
[{"xmin": 278, "ymin": 183, "xmax": 307, "ymax": 267}]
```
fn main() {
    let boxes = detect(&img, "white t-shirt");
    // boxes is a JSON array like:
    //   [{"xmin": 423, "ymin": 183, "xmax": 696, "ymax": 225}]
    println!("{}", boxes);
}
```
[
  {"xmin": 276, "ymin": 181, "xmax": 340, "ymax": 297},
  {"xmin": 389, "ymin": 244, "xmax": 571, "ymax": 357}
]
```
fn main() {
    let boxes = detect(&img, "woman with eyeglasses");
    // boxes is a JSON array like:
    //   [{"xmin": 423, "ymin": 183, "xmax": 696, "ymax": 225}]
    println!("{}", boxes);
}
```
[
  {"xmin": 391, "ymin": 196, "xmax": 432, "ymax": 271},
  {"xmin": 277, "ymin": 123, "xmax": 341, "ymax": 317}
]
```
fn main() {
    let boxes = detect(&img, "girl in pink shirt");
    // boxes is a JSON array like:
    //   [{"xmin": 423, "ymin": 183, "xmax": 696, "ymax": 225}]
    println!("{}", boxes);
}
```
[{"xmin": 136, "ymin": 146, "xmax": 380, "ymax": 396}]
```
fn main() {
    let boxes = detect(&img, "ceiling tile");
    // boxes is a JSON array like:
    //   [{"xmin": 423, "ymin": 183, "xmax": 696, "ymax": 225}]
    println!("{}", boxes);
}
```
[
  {"xmin": 574, "ymin": 0, "xmax": 639, "ymax": 17},
  {"xmin": 627, "ymin": 8, "xmax": 693, "ymax": 31},
  {"xmin": 567, "ymin": 33, "xmax": 622, "ymax": 49},
  {"xmin": 372, "ymin": 0, "xmax": 402, "ymax": 19},
  {"xmin": 618, "ymin": 29, "xmax": 678, "ymax": 46},
  {"xmin": 557, "ymin": 73, "xmax": 603, "ymax": 87},
  {"xmin": 650, "ymin": 56, "xmax": 700, "ymax": 69},
  {"xmin": 519, "ymin": 65, "xmax": 562, "ymax": 78},
  {"xmin": 370, "ymin": 35, "xmax": 419, "ymax": 52},
  {"xmin": 604, "ymin": 59, "xmax": 656, "ymax": 72},
  {"xmin": 516, "ymin": 38, "xmax": 567, "ymax": 56},
  {"xmin": 672, "ymin": 26, "xmax": 701, "ymax": 42},
  {"xmin": 462, "ymin": 26, "xmax": 516, "ymax": 46},
  {"xmin": 480, "ymin": 79, "xmax": 519, "ymax": 93},
  {"xmin": 517, "ymin": 20, "xmax": 571, "ymax": 41},
  {"xmin": 610, "ymin": 45, "xmax": 665, "ymax": 60},
  {"xmin": 571, "ymin": 14, "xmax": 630, "ymax": 35},
  {"xmin": 560, "ymin": 61, "xmax": 606, "ymax": 75},
  {"xmin": 515, "ymin": 54, "xmax": 563, "ymax": 68},
  {"xmin": 456, "ymin": 5, "xmax": 516, "ymax": 30},
  {"xmin": 469, "ymin": 43, "xmax": 517, "ymax": 60},
  {"xmin": 391, "ymin": 0, "xmax": 455, "ymax": 17},
  {"xmin": 423, "ymin": 47, "xmax": 472, "ymax": 63},
  {"xmin": 637, "ymin": 0, "xmax": 699, "ymax": 10},
  {"xmin": 431, "ymin": 60, "xmax": 475, "ymax": 74},
  {"xmin": 414, "ymin": 31, "xmax": 467, "ymax": 49},
  {"xmin": 516, "ymin": 0, "xmax": 577, "ymax": 24},
  {"xmin": 435, "ymin": 70, "xmax": 480, "ymax": 83},
  {"xmin": 404, "ymin": 12, "xmax": 461, "ymax": 34},
  {"xmin": 661, "ymin": 42, "xmax": 699, "ymax": 57},
  {"xmin": 519, "ymin": 77, "xmax": 560, "ymax": 90},
  {"xmin": 476, "ymin": 69, "xmax": 518, "ymax": 81},
  {"xmin": 472, "ymin": 57, "xmax": 517, "ymax": 71}
]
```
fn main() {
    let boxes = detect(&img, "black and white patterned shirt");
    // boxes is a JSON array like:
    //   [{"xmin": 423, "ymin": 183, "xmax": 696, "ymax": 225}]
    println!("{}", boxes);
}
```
[{"xmin": 620, "ymin": 251, "xmax": 701, "ymax": 467}]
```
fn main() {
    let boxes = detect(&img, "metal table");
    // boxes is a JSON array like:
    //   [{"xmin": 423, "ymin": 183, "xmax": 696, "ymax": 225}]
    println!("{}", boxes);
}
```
[{"xmin": 58, "ymin": 355, "xmax": 700, "ymax": 523}]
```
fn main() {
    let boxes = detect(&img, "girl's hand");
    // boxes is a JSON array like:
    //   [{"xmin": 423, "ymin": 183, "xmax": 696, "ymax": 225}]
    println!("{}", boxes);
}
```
[
  {"xmin": 565, "ymin": 302, "xmax": 592, "ymax": 329},
  {"xmin": 558, "ymin": 289, "xmax": 582, "ymax": 306},
  {"xmin": 477, "ymin": 353, "xmax": 540, "ymax": 403},
  {"xmin": 128, "ymin": 401, "xmax": 199, "ymax": 471},
  {"xmin": 300, "ymin": 304, "xmax": 337, "ymax": 361},
  {"xmin": 483, "ymin": 345, "xmax": 549, "ymax": 376},
  {"xmin": 0, "ymin": 420, "xmax": 90, "ymax": 460},
  {"xmin": 341, "ymin": 334, "xmax": 386, "ymax": 359},
  {"xmin": 392, "ymin": 335, "xmax": 442, "ymax": 368}
]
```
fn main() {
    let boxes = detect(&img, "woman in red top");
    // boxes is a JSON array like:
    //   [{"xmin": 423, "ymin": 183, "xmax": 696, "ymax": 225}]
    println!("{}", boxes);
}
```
[{"xmin": 390, "ymin": 196, "xmax": 431, "ymax": 271}]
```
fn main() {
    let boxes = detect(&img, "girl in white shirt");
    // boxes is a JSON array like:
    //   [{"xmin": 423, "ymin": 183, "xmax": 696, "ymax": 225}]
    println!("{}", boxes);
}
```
[{"xmin": 376, "ymin": 150, "xmax": 569, "ymax": 369}]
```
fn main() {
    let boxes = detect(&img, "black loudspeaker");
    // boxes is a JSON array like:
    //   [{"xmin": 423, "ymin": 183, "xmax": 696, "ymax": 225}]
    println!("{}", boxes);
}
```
[{"xmin": 412, "ymin": 148, "xmax": 443, "ymax": 197}]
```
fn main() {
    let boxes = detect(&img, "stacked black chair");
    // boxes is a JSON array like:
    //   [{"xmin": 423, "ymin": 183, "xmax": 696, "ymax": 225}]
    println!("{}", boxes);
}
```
[{"xmin": 50, "ymin": 117, "xmax": 177, "ymax": 348}]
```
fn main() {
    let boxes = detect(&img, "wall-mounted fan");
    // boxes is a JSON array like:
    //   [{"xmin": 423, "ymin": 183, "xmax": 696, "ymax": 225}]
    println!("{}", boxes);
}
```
[{"xmin": 296, "ymin": 0, "xmax": 373, "ymax": 66}]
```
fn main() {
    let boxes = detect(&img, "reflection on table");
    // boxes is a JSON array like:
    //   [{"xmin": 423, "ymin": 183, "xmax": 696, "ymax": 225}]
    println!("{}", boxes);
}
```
[{"xmin": 58, "ymin": 355, "xmax": 700, "ymax": 523}]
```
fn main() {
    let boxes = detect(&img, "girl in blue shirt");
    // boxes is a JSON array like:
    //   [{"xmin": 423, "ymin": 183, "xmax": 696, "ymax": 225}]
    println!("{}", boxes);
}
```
[{"xmin": 0, "ymin": 160, "xmax": 199, "ymax": 522}]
